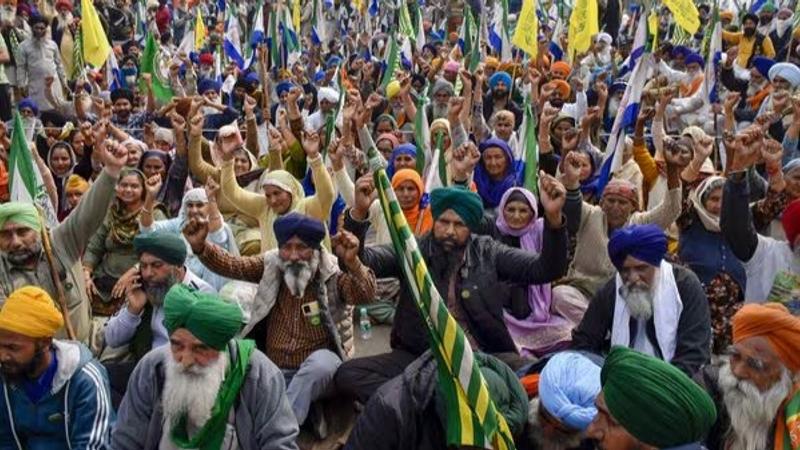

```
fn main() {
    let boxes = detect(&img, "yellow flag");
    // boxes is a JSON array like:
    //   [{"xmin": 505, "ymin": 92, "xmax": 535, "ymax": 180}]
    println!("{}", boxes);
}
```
[
  {"xmin": 664, "ymin": 0, "xmax": 700, "ymax": 34},
  {"xmin": 195, "ymin": 10, "xmax": 207, "ymax": 51},
  {"xmin": 80, "ymin": 0, "xmax": 111, "ymax": 68},
  {"xmin": 648, "ymin": 12, "xmax": 659, "ymax": 53},
  {"xmin": 512, "ymin": 0, "xmax": 539, "ymax": 58},
  {"xmin": 293, "ymin": 0, "xmax": 301, "ymax": 33},
  {"xmin": 568, "ymin": 0, "xmax": 599, "ymax": 61}
]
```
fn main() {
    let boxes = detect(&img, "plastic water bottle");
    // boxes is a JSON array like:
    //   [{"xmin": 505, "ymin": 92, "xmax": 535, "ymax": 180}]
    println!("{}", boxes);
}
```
[{"xmin": 359, "ymin": 307, "xmax": 372, "ymax": 340}]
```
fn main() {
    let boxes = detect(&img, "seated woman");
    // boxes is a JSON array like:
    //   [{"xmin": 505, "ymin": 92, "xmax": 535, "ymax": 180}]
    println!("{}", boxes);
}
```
[
  {"xmin": 494, "ymin": 187, "xmax": 575, "ymax": 357},
  {"xmin": 474, "ymin": 138, "xmax": 518, "ymax": 210}
]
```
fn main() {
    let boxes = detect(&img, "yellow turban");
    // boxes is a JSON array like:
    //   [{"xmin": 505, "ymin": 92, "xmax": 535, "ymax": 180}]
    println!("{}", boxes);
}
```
[
  {"xmin": 0, "ymin": 286, "xmax": 63, "ymax": 338},
  {"xmin": 65, "ymin": 174, "xmax": 89, "ymax": 194},
  {"xmin": 386, "ymin": 79, "xmax": 402, "ymax": 100}
]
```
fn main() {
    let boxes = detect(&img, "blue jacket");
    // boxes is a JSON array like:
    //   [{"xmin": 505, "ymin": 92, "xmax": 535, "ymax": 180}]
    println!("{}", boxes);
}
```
[
  {"xmin": 679, "ymin": 215, "xmax": 746, "ymax": 292},
  {"xmin": 1, "ymin": 340, "xmax": 115, "ymax": 450}
]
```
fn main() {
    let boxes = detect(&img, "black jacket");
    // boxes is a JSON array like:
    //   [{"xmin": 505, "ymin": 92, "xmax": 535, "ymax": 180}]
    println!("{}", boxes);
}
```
[
  {"xmin": 571, "ymin": 264, "xmax": 711, "ymax": 377},
  {"xmin": 344, "ymin": 211, "xmax": 569, "ymax": 356}
]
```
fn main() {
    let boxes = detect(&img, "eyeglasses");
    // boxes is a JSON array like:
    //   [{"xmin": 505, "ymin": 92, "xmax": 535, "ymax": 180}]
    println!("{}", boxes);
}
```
[{"xmin": 726, "ymin": 346, "xmax": 767, "ymax": 372}]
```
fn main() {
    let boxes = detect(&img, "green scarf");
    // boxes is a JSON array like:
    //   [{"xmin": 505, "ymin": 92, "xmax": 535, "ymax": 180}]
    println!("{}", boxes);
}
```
[{"xmin": 170, "ymin": 339, "xmax": 255, "ymax": 450}]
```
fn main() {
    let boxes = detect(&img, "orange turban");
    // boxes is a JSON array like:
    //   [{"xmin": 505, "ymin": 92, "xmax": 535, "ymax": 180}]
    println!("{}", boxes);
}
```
[
  {"xmin": 0, "ymin": 286, "xmax": 64, "ymax": 338},
  {"xmin": 732, "ymin": 303, "xmax": 800, "ymax": 372},
  {"xmin": 65, "ymin": 174, "xmax": 89, "ymax": 194},
  {"xmin": 485, "ymin": 56, "xmax": 500, "ymax": 69},
  {"xmin": 720, "ymin": 10, "xmax": 734, "ymax": 21},
  {"xmin": 551, "ymin": 61, "xmax": 572, "ymax": 79},
  {"xmin": 550, "ymin": 79, "xmax": 571, "ymax": 98}
]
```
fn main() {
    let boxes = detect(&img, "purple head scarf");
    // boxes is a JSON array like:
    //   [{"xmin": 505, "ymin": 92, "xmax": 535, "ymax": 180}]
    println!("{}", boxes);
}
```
[{"xmin": 475, "ymin": 138, "xmax": 517, "ymax": 208}]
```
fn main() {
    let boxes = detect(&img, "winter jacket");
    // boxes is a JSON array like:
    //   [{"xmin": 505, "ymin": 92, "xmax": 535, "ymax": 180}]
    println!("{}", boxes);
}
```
[
  {"xmin": 344, "ymin": 351, "xmax": 528, "ymax": 450},
  {"xmin": 344, "ymin": 210, "xmax": 569, "ymax": 357},
  {"xmin": 0, "ymin": 340, "xmax": 115, "ymax": 450},
  {"xmin": 111, "ymin": 343, "xmax": 299, "ymax": 450}
]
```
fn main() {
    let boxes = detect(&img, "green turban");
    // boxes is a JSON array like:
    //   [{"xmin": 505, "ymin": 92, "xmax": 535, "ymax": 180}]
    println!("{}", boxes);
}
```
[
  {"xmin": 430, "ymin": 187, "xmax": 484, "ymax": 231},
  {"xmin": 163, "ymin": 284, "xmax": 244, "ymax": 350},
  {"xmin": 0, "ymin": 202, "xmax": 41, "ymax": 232},
  {"xmin": 133, "ymin": 231, "xmax": 187, "ymax": 266},
  {"xmin": 600, "ymin": 347, "xmax": 717, "ymax": 448}
]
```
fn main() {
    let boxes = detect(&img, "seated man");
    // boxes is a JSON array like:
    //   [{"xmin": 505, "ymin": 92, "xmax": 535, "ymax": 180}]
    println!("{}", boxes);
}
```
[
  {"xmin": 572, "ymin": 224, "xmax": 711, "ymax": 376},
  {"xmin": 344, "ymin": 351, "xmax": 529, "ymax": 449},
  {"xmin": 184, "ymin": 212, "xmax": 376, "ymax": 428},
  {"xmin": 112, "ymin": 284, "xmax": 298, "ymax": 449},
  {"xmin": 587, "ymin": 347, "xmax": 717, "ymax": 450},
  {"xmin": 104, "ymin": 230, "xmax": 214, "ymax": 357},
  {"xmin": 0, "ymin": 286, "xmax": 114, "ymax": 448},
  {"xmin": 529, "ymin": 351, "xmax": 602, "ymax": 450},
  {"xmin": 700, "ymin": 303, "xmax": 800, "ymax": 450},
  {"xmin": 337, "ymin": 182, "xmax": 569, "ymax": 403}
]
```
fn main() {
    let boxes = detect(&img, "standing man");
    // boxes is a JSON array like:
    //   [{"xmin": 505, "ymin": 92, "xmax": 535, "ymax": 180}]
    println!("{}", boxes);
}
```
[
  {"xmin": 0, "ymin": 286, "xmax": 114, "ymax": 449},
  {"xmin": 16, "ymin": 15, "xmax": 67, "ymax": 110},
  {"xmin": 112, "ymin": 285, "xmax": 299, "ymax": 450}
]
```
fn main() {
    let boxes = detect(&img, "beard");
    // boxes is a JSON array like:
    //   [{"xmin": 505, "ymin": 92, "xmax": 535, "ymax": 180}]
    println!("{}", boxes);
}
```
[
  {"xmin": 526, "ymin": 398, "xmax": 584, "ymax": 450},
  {"xmin": 142, "ymin": 272, "xmax": 178, "ymax": 307},
  {"xmin": 619, "ymin": 282, "xmax": 654, "ymax": 321},
  {"xmin": 431, "ymin": 102, "xmax": 449, "ymax": 120},
  {"xmin": 719, "ymin": 358, "xmax": 793, "ymax": 450},
  {"xmin": 278, "ymin": 251, "xmax": 320, "ymax": 298},
  {"xmin": 747, "ymin": 78, "xmax": 766, "ymax": 97},
  {"xmin": 5, "ymin": 240, "xmax": 43, "ymax": 266},
  {"xmin": 0, "ymin": 343, "xmax": 47, "ymax": 382},
  {"xmin": 429, "ymin": 237, "xmax": 467, "ymax": 281},
  {"xmin": 493, "ymin": 89, "xmax": 509, "ymax": 101},
  {"xmin": 744, "ymin": 27, "xmax": 756, "ymax": 37},
  {"xmin": 162, "ymin": 353, "xmax": 229, "ymax": 430}
]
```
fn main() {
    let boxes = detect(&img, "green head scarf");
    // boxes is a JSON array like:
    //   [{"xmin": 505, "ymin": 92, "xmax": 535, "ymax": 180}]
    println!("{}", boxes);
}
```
[
  {"xmin": 133, "ymin": 231, "xmax": 188, "ymax": 266},
  {"xmin": 430, "ymin": 186, "xmax": 484, "ymax": 231},
  {"xmin": 0, "ymin": 202, "xmax": 41, "ymax": 232},
  {"xmin": 163, "ymin": 284, "xmax": 244, "ymax": 350},
  {"xmin": 600, "ymin": 347, "xmax": 717, "ymax": 448}
]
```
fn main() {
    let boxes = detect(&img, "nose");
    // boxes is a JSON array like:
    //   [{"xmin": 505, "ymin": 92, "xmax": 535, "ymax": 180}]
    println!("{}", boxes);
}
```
[
  {"xmin": 176, "ymin": 351, "xmax": 194, "ymax": 369},
  {"xmin": 730, "ymin": 358, "xmax": 749, "ymax": 381}
]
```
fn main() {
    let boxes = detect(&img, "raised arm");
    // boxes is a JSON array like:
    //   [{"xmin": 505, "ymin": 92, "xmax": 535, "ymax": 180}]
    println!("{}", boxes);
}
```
[
  {"xmin": 183, "ymin": 218, "xmax": 264, "ymax": 283},
  {"xmin": 187, "ymin": 112, "xmax": 218, "ymax": 183}
]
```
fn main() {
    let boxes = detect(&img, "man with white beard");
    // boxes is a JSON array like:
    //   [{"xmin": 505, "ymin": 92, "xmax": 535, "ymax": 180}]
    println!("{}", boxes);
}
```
[
  {"xmin": 699, "ymin": 303, "xmax": 800, "ymax": 450},
  {"xmin": 572, "ymin": 224, "xmax": 712, "ymax": 377},
  {"xmin": 112, "ymin": 284, "xmax": 299, "ymax": 449},
  {"xmin": 425, "ymin": 78, "xmax": 453, "ymax": 123},
  {"xmin": 183, "ymin": 212, "xmax": 376, "ymax": 432}
]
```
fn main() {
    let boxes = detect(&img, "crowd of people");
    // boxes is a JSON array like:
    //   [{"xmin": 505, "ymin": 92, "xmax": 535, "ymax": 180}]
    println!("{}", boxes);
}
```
[{"xmin": 0, "ymin": 0, "xmax": 800, "ymax": 449}]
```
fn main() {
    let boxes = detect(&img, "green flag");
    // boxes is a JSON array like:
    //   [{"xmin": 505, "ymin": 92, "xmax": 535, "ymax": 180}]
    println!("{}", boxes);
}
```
[
  {"xmin": 521, "ymin": 100, "xmax": 539, "ymax": 195},
  {"xmin": 139, "ymin": 32, "xmax": 174, "ymax": 103},
  {"xmin": 380, "ymin": 35, "xmax": 399, "ymax": 90},
  {"xmin": 367, "ymin": 147, "xmax": 516, "ymax": 450},
  {"xmin": 414, "ymin": 94, "xmax": 430, "ymax": 175},
  {"xmin": 399, "ymin": 0, "xmax": 415, "ymax": 39},
  {"xmin": 8, "ymin": 112, "xmax": 58, "ymax": 227}
]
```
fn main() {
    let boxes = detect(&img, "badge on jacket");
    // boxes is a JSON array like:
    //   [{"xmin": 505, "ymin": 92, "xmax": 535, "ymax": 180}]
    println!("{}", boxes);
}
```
[{"xmin": 302, "ymin": 301, "xmax": 321, "ymax": 326}]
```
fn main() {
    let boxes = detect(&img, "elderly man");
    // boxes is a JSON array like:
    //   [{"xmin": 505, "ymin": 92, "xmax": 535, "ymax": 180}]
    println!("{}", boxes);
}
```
[
  {"xmin": 699, "ymin": 304, "xmax": 800, "ymax": 450},
  {"xmin": 0, "ymin": 136, "xmax": 126, "ymax": 343},
  {"xmin": 337, "ymin": 182, "xmax": 569, "ymax": 403},
  {"xmin": 184, "ymin": 212, "xmax": 376, "ymax": 427},
  {"xmin": 15, "ymin": 15, "xmax": 66, "ymax": 109},
  {"xmin": 344, "ymin": 351, "xmax": 529, "ymax": 449},
  {"xmin": 0, "ymin": 286, "xmax": 114, "ymax": 449},
  {"xmin": 112, "ymin": 285, "xmax": 299, "ymax": 450},
  {"xmin": 104, "ymin": 231, "xmax": 214, "ymax": 357},
  {"xmin": 426, "ymin": 78, "xmax": 454, "ymax": 122},
  {"xmin": 572, "ymin": 224, "xmax": 711, "ymax": 376},
  {"xmin": 557, "ymin": 147, "xmax": 685, "ymax": 323},
  {"xmin": 587, "ymin": 347, "xmax": 717, "ymax": 450},
  {"xmin": 528, "ymin": 351, "xmax": 602, "ymax": 450},
  {"xmin": 307, "ymin": 86, "xmax": 339, "ymax": 132}
]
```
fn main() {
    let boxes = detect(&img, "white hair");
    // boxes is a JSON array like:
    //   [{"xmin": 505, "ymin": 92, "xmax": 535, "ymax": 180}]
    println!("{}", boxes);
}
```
[
  {"xmin": 619, "ymin": 282, "xmax": 655, "ymax": 321},
  {"xmin": 278, "ymin": 250, "xmax": 321, "ymax": 298},
  {"xmin": 162, "ymin": 353, "xmax": 229, "ymax": 430},
  {"xmin": 719, "ymin": 357, "xmax": 793, "ymax": 450}
]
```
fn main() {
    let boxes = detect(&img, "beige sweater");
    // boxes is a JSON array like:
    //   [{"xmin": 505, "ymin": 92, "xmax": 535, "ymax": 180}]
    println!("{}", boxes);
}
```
[{"xmin": 562, "ymin": 188, "xmax": 682, "ymax": 297}]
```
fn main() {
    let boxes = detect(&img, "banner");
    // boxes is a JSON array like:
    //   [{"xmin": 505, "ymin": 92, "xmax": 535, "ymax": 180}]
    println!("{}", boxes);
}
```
[
  {"xmin": 512, "ymin": 0, "xmax": 538, "ymax": 57},
  {"xmin": 568, "ymin": 0, "xmax": 598, "ymax": 60},
  {"xmin": 663, "ymin": 0, "xmax": 700, "ymax": 34}
]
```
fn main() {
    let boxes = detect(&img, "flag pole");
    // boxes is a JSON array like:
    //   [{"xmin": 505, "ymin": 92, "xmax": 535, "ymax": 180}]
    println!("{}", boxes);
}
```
[{"xmin": 36, "ymin": 207, "xmax": 76, "ymax": 340}]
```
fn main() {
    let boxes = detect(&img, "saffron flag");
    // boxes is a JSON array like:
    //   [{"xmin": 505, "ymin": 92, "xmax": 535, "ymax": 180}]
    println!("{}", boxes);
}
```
[
  {"xmin": 81, "ymin": 0, "xmax": 111, "ymax": 68},
  {"xmin": 368, "ymin": 147, "xmax": 517, "ymax": 450}
]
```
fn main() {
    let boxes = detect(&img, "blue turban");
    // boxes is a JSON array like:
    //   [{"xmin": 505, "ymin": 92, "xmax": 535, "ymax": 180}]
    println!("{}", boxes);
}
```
[
  {"xmin": 314, "ymin": 70, "xmax": 326, "ymax": 83},
  {"xmin": 18, "ymin": 98, "xmax": 38, "ymax": 115},
  {"xmin": 671, "ymin": 45, "xmax": 691, "ymax": 59},
  {"xmin": 197, "ymin": 78, "xmax": 221, "ymax": 94},
  {"xmin": 386, "ymin": 143, "xmax": 417, "ymax": 178},
  {"xmin": 784, "ymin": 158, "xmax": 800, "ymax": 174},
  {"xmin": 273, "ymin": 212, "xmax": 326, "ymax": 249},
  {"xmin": 276, "ymin": 81, "xmax": 294, "ymax": 97},
  {"xmin": 326, "ymin": 55, "xmax": 342, "ymax": 69},
  {"xmin": 430, "ymin": 187, "xmax": 484, "ymax": 231},
  {"xmin": 489, "ymin": 71, "xmax": 512, "ymax": 91},
  {"xmin": 608, "ymin": 224, "xmax": 667, "ymax": 270},
  {"xmin": 539, "ymin": 352, "xmax": 602, "ymax": 432},
  {"xmin": 752, "ymin": 56, "xmax": 775, "ymax": 79},
  {"xmin": 769, "ymin": 62, "xmax": 800, "ymax": 88},
  {"xmin": 684, "ymin": 53, "xmax": 704, "ymax": 68}
]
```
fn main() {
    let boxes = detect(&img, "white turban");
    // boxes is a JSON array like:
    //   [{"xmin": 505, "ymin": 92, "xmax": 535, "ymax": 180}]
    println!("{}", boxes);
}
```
[
  {"xmin": 597, "ymin": 32, "xmax": 613, "ymax": 46},
  {"xmin": 769, "ymin": 62, "xmax": 800, "ymax": 88},
  {"xmin": 318, "ymin": 87, "xmax": 339, "ymax": 104}
]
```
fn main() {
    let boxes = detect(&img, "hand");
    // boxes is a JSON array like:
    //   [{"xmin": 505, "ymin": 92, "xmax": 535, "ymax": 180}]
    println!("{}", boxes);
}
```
[
  {"xmin": 365, "ymin": 92, "xmax": 383, "ymax": 110},
  {"xmin": 353, "ymin": 174, "xmax": 376, "ymax": 219},
  {"xmin": 92, "ymin": 120, "xmax": 108, "ymax": 145},
  {"xmin": 287, "ymin": 86, "xmax": 302, "ymax": 104},
  {"xmin": 540, "ymin": 82, "xmax": 555, "ymax": 99},
  {"xmin": 189, "ymin": 111, "xmax": 204, "ymax": 137},
  {"xmin": 726, "ymin": 126, "xmax": 763, "ymax": 172},
  {"xmin": 528, "ymin": 68, "xmax": 542, "ymax": 87},
  {"xmin": 398, "ymin": 75, "xmax": 412, "ymax": 98},
  {"xmin": 111, "ymin": 268, "xmax": 136, "ymax": 300},
  {"xmin": 144, "ymin": 174, "xmax": 162, "ymax": 198},
  {"xmin": 723, "ymin": 91, "xmax": 741, "ymax": 113},
  {"xmin": 332, "ymin": 230, "xmax": 361, "ymax": 268},
  {"xmin": 268, "ymin": 127, "xmax": 286, "ymax": 153},
  {"xmin": 761, "ymin": 138, "xmax": 784, "ymax": 171},
  {"xmin": 141, "ymin": 73, "xmax": 153, "ymax": 89},
  {"xmin": 448, "ymin": 97, "xmax": 465, "ymax": 119},
  {"xmin": 581, "ymin": 106, "xmax": 601, "ymax": 129},
  {"xmin": 243, "ymin": 94, "xmax": 257, "ymax": 115},
  {"xmin": 657, "ymin": 90, "xmax": 675, "ymax": 111},
  {"xmin": 204, "ymin": 177, "xmax": 220, "ymax": 202},
  {"xmin": 561, "ymin": 128, "xmax": 579, "ymax": 152},
  {"xmin": 459, "ymin": 69, "xmax": 473, "ymax": 90},
  {"xmin": 637, "ymin": 106, "xmax": 656, "ymax": 124},
  {"xmin": 328, "ymin": 137, "xmax": 345, "ymax": 171},
  {"xmin": 97, "ymin": 139, "xmax": 128, "ymax": 178},
  {"xmin": 125, "ymin": 273, "xmax": 148, "ymax": 315},
  {"xmin": 695, "ymin": 135, "xmax": 714, "ymax": 160},
  {"xmin": 572, "ymin": 77, "xmax": 584, "ymax": 93},
  {"xmin": 560, "ymin": 151, "xmax": 583, "ymax": 189},
  {"xmin": 594, "ymin": 80, "xmax": 609, "ymax": 99},
  {"xmin": 538, "ymin": 172, "xmax": 566, "ymax": 226},
  {"xmin": 725, "ymin": 46, "xmax": 739, "ymax": 67},
  {"xmin": 301, "ymin": 131, "xmax": 321, "ymax": 158},
  {"xmin": 451, "ymin": 142, "xmax": 481, "ymax": 176},
  {"xmin": 83, "ymin": 267, "xmax": 98, "ymax": 299},
  {"xmin": 182, "ymin": 217, "xmax": 209, "ymax": 254},
  {"xmin": 540, "ymin": 103, "xmax": 560, "ymax": 124},
  {"xmin": 169, "ymin": 113, "xmax": 185, "ymax": 133}
]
